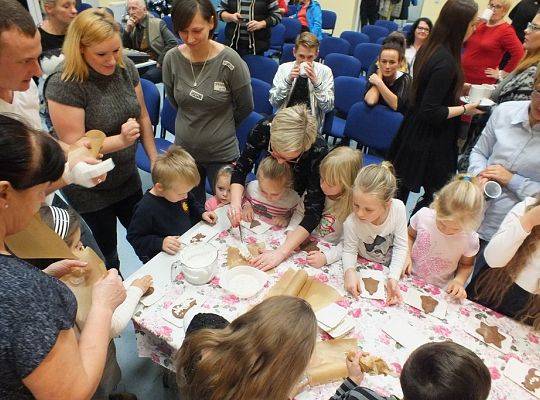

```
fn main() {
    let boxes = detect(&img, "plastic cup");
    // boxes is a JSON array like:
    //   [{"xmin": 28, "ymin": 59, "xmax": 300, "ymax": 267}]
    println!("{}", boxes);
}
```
[
  {"xmin": 299, "ymin": 62, "xmax": 308, "ymax": 77},
  {"xmin": 484, "ymin": 181, "xmax": 502, "ymax": 199},
  {"xmin": 481, "ymin": 8, "xmax": 493, "ymax": 21},
  {"xmin": 85, "ymin": 130, "xmax": 106, "ymax": 158},
  {"xmin": 469, "ymin": 84, "xmax": 486, "ymax": 103}
]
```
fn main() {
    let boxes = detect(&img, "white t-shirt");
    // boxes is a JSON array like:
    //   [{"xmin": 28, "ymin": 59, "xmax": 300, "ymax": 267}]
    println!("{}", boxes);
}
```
[
  {"xmin": 0, "ymin": 80, "xmax": 41, "ymax": 130},
  {"xmin": 484, "ymin": 197, "xmax": 540, "ymax": 294},
  {"xmin": 245, "ymin": 180, "xmax": 302, "ymax": 226},
  {"xmin": 405, "ymin": 46, "xmax": 417, "ymax": 76},
  {"xmin": 410, "ymin": 207, "xmax": 480, "ymax": 288},
  {"xmin": 342, "ymin": 199, "xmax": 408, "ymax": 281}
]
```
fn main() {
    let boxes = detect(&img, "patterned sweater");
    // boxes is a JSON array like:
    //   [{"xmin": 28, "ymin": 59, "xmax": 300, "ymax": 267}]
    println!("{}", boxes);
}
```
[{"xmin": 330, "ymin": 378, "xmax": 399, "ymax": 400}]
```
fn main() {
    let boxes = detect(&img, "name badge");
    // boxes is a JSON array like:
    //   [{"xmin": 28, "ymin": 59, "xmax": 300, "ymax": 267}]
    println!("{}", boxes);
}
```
[
  {"xmin": 189, "ymin": 89, "xmax": 204, "ymax": 101},
  {"xmin": 213, "ymin": 82, "xmax": 228, "ymax": 93}
]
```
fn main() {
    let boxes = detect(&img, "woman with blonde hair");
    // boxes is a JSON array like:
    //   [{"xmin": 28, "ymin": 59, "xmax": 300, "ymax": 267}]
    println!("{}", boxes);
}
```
[
  {"xmin": 467, "ymin": 196, "xmax": 540, "ymax": 329},
  {"xmin": 176, "ymin": 295, "xmax": 318, "ymax": 400},
  {"xmin": 45, "ymin": 8, "xmax": 158, "ymax": 272},
  {"xmin": 228, "ymin": 104, "xmax": 329, "ymax": 270}
]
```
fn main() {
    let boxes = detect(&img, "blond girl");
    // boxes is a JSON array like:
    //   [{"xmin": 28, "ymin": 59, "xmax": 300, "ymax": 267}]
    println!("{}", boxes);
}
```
[
  {"xmin": 342, "ymin": 162, "xmax": 408, "ymax": 304},
  {"xmin": 242, "ymin": 156, "xmax": 302, "ymax": 227},
  {"xmin": 176, "ymin": 296, "xmax": 318, "ymax": 400},
  {"xmin": 205, "ymin": 165, "xmax": 233, "ymax": 211},
  {"xmin": 405, "ymin": 174, "xmax": 483, "ymax": 299}
]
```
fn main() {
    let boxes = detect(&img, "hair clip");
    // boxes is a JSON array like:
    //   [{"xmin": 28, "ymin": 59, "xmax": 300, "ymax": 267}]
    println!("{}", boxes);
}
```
[{"xmin": 460, "ymin": 175, "xmax": 472, "ymax": 182}]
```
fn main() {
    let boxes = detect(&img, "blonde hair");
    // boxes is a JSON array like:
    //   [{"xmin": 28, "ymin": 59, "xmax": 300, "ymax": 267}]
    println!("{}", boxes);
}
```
[
  {"xmin": 431, "ymin": 174, "xmax": 485, "ymax": 231},
  {"xmin": 498, "ymin": 0, "xmax": 512, "ymax": 11},
  {"xmin": 353, "ymin": 161, "xmax": 396, "ymax": 204},
  {"xmin": 320, "ymin": 147, "xmax": 363, "ymax": 222},
  {"xmin": 270, "ymin": 105, "xmax": 318, "ymax": 153},
  {"xmin": 214, "ymin": 164, "xmax": 232, "ymax": 191},
  {"xmin": 256, "ymin": 156, "xmax": 292, "ymax": 187},
  {"xmin": 295, "ymin": 31, "xmax": 319, "ymax": 50},
  {"xmin": 151, "ymin": 145, "xmax": 200, "ymax": 190},
  {"xmin": 61, "ymin": 8, "xmax": 124, "ymax": 82},
  {"xmin": 176, "ymin": 296, "xmax": 318, "ymax": 400}
]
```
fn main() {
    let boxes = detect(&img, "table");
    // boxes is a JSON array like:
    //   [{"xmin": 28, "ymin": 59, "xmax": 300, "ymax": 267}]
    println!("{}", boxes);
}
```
[{"xmin": 126, "ymin": 207, "xmax": 539, "ymax": 400}]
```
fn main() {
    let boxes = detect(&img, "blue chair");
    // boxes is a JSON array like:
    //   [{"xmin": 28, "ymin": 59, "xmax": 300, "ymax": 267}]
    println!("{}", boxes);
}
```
[
  {"xmin": 162, "ymin": 15, "xmax": 174, "ymax": 35},
  {"xmin": 251, "ymin": 78, "xmax": 273, "ymax": 116},
  {"xmin": 375, "ymin": 20, "xmax": 399, "ymax": 33},
  {"xmin": 280, "ymin": 43, "xmax": 295, "ymax": 64},
  {"xmin": 318, "ymin": 37, "xmax": 350, "ymax": 60},
  {"xmin": 353, "ymin": 43, "xmax": 382, "ymax": 74},
  {"xmin": 343, "ymin": 102, "xmax": 404, "ymax": 164},
  {"xmin": 361, "ymin": 25, "xmax": 390, "ymax": 43},
  {"xmin": 160, "ymin": 96, "xmax": 176, "ymax": 139},
  {"xmin": 321, "ymin": 10, "xmax": 337, "ymax": 36},
  {"xmin": 76, "ymin": 2, "xmax": 92, "ymax": 12},
  {"xmin": 243, "ymin": 55, "xmax": 278, "ymax": 85},
  {"xmin": 216, "ymin": 28, "xmax": 227, "ymax": 45},
  {"xmin": 265, "ymin": 23, "xmax": 286, "ymax": 58},
  {"xmin": 340, "ymin": 31, "xmax": 370, "ymax": 55},
  {"xmin": 237, "ymin": 111, "xmax": 264, "ymax": 153},
  {"xmin": 285, "ymin": 3, "xmax": 299, "ymax": 17},
  {"xmin": 139, "ymin": 78, "xmax": 160, "ymax": 135},
  {"xmin": 323, "ymin": 76, "xmax": 367, "ymax": 143},
  {"xmin": 402, "ymin": 24, "xmax": 413, "ymax": 36},
  {"xmin": 324, "ymin": 53, "xmax": 361, "ymax": 78},
  {"xmin": 376, "ymin": 36, "xmax": 387, "ymax": 45},
  {"xmin": 136, "ymin": 138, "xmax": 173, "ymax": 172},
  {"xmin": 282, "ymin": 17, "xmax": 302, "ymax": 43}
]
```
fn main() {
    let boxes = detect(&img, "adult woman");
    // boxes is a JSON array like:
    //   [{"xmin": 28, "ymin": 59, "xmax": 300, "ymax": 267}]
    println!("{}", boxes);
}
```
[
  {"xmin": 163, "ymin": 0, "xmax": 253, "ymax": 209},
  {"xmin": 467, "ymin": 197, "xmax": 539, "ymax": 329},
  {"xmin": 45, "ymin": 9, "xmax": 158, "ymax": 271},
  {"xmin": 218, "ymin": 0, "xmax": 281, "ymax": 56},
  {"xmin": 364, "ymin": 34, "xmax": 412, "ymax": 113},
  {"xmin": 405, "ymin": 17, "xmax": 433, "ymax": 75},
  {"xmin": 229, "ymin": 105, "xmax": 328, "ymax": 270},
  {"xmin": 462, "ymin": 0, "xmax": 524, "ymax": 84},
  {"xmin": 39, "ymin": 0, "xmax": 77, "ymax": 76},
  {"xmin": 0, "ymin": 114, "xmax": 125, "ymax": 399},
  {"xmin": 293, "ymin": 0, "xmax": 323, "ymax": 40},
  {"xmin": 176, "ymin": 296, "xmax": 317, "ymax": 400},
  {"xmin": 388, "ymin": 0, "xmax": 482, "ymax": 213}
]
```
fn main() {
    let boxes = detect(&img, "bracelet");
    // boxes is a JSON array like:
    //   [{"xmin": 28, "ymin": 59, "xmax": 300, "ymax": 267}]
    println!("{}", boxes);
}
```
[{"xmin": 462, "ymin": 105, "xmax": 467, "ymax": 115}]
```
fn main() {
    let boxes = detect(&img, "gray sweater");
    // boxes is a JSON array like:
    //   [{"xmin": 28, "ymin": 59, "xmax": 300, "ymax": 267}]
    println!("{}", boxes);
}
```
[
  {"xmin": 45, "ymin": 56, "xmax": 142, "ymax": 213},
  {"xmin": 162, "ymin": 46, "xmax": 253, "ymax": 163}
]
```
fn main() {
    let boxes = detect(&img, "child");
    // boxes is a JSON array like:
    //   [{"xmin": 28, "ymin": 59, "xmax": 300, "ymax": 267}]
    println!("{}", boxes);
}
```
[
  {"xmin": 405, "ymin": 174, "xmax": 483, "ymax": 299},
  {"xmin": 342, "ymin": 162, "xmax": 408, "ymax": 305},
  {"xmin": 242, "ymin": 156, "xmax": 302, "ymax": 227},
  {"xmin": 291, "ymin": 147, "xmax": 363, "ymax": 268},
  {"xmin": 334, "ymin": 342, "xmax": 491, "ymax": 400},
  {"xmin": 205, "ymin": 165, "xmax": 233, "ymax": 211},
  {"xmin": 127, "ymin": 146, "xmax": 217, "ymax": 263}
]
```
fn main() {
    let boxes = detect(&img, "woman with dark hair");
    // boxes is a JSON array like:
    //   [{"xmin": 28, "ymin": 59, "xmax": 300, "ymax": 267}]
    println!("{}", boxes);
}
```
[
  {"xmin": 364, "ymin": 33, "xmax": 412, "ymax": 113},
  {"xmin": 405, "ymin": 17, "xmax": 433, "ymax": 75},
  {"xmin": 388, "ymin": 0, "xmax": 482, "ymax": 214},
  {"xmin": 0, "ymin": 114, "xmax": 126, "ymax": 399},
  {"xmin": 162, "ymin": 0, "xmax": 253, "ymax": 210}
]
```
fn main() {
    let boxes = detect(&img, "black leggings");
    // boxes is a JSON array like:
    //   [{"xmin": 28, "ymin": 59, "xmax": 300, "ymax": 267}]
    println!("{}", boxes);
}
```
[
  {"xmin": 80, "ymin": 190, "xmax": 142, "ymax": 271},
  {"xmin": 360, "ymin": 0, "xmax": 379, "ymax": 26}
]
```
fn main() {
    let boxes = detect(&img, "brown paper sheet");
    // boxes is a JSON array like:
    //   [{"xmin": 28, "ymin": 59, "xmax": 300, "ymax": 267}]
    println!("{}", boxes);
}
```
[
  {"xmin": 307, "ymin": 338, "xmax": 357, "ymax": 386},
  {"xmin": 283, "ymin": 269, "xmax": 308, "ymax": 296},
  {"xmin": 5, "ymin": 214, "xmax": 75, "ymax": 259},
  {"xmin": 85, "ymin": 129, "xmax": 106, "ymax": 158}
]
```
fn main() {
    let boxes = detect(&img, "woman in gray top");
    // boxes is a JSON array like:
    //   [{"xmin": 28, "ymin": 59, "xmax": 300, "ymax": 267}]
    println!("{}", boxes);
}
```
[
  {"xmin": 45, "ymin": 9, "xmax": 158, "ymax": 271},
  {"xmin": 163, "ymin": 0, "xmax": 253, "ymax": 209}
]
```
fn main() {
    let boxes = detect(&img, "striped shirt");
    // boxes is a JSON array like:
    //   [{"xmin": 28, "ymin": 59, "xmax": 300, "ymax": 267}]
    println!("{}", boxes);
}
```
[
  {"xmin": 330, "ymin": 378, "xmax": 398, "ymax": 400},
  {"xmin": 245, "ymin": 180, "xmax": 302, "ymax": 225}
]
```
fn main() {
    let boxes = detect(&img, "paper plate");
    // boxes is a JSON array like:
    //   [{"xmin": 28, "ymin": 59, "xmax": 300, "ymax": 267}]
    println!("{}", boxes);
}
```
[
  {"xmin": 460, "ymin": 96, "xmax": 495, "ymax": 107},
  {"xmin": 221, "ymin": 266, "xmax": 268, "ymax": 298}
]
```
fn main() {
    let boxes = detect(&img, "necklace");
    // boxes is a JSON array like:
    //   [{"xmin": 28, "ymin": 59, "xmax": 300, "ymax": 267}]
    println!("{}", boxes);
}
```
[{"xmin": 189, "ymin": 45, "xmax": 211, "ymax": 87}]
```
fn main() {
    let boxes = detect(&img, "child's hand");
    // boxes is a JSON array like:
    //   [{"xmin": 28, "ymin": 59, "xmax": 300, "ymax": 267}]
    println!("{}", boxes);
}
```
[
  {"xmin": 132, "ymin": 275, "xmax": 153, "ymax": 292},
  {"xmin": 202, "ymin": 211, "xmax": 217, "ymax": 225},
  {"xmin": 402, "ymin": 254, "xmax": 413, "ymax": 278},
  {"xmin": 344, "ymin": 268, "xmax": 361, "ymax": 299},
  {"xmin": 271, "ymin": 215, "xmax": 288, "ymax": 227},
  {"xmin": 307, "ymin": 251, "xmax": 327, "ymax": 268},
  {"xmin": 345, "ymin": 350, "xmax": 365, "ymax": 386},
  {"xmin": 162, "ymin": 236, "xmax": 181, "ymax": 255},
  {"xmin": 446, "ymin": 279, "xmax": 467, "ymax": 299},
  {"xmin": 385, "ymin": 278, "xmax": 402, "ymax": 306},
  {"xmin": 242, "ymin": 203, "xmax": 254, "ymax": 222}
]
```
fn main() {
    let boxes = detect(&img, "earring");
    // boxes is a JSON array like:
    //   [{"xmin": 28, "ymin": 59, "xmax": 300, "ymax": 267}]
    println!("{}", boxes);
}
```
[{"xmin": 3, "ymin": 204, "xmax": 8, "ymax": 209}]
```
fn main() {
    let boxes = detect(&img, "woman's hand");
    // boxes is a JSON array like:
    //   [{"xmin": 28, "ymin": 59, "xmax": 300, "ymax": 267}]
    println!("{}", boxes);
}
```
[
  {"xmin": 227, "ymin": 203, "xmax": 243, "ymax": 227},
  {"xmin": 346, "ymin": 350, "xmax": 365, "ymax": 386},
  {"xmin": 202, "ymin": 211, "xmax": 217, "ymax": 225},
  {"xmin": 131, "ymin": 275, "xmax": 153, "ymax": 293},
  {"xmin": 368, "ymin": 73, "xmax": 384, "ymax": 87},
  {"xmin": 44, "ymin": 259, "xmax": 88, "ymax": 279},
  {"xmin": 92, "ymin": 269, "xmax": 126, "ymax": 312},
  {"xmin": 446, "ymin": 279, "xmax": 467, "ymax": 299},
  {"xmin": 162, "ymin": 236, "xmax": 182, "ymax": 255},
  {"xmin": 463, "ymin": 102, "xmax": 483, "ymax": 116},
  {"xmin": 120, "ymin": 118, "xmax": 140, "ymax": 146},
  {"xmin": 479, "ymin": 164, "xmax": 513, "ymax": 186},
  {"xmin": 247, "ymin": 20, "xmax": 266, "ymax": 31},
  {"xmin": 386, "ymin": 278, "xmax": 402, "ymax": 305},
  {"xmin": 307, "ymin": 251, "xmax": 327, "ymax": 268},
  {"xmin": 344, "ymin": 268, "xmax": 361, "ymax": 299},
  {"xmin": 485, "ymin": 67, "xmax": 500, "ymax": 80},
  {"xmin": 250, "ymin": 248, "xmax": 287, "ymax": 271},
  {"xmin": 242, "ymin": 203, "xmax": 254, "ymax": 222}
]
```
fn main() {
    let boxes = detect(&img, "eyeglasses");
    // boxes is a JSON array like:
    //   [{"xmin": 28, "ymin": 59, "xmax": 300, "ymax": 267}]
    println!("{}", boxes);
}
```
[
  {"xmin": 526, "ymin": 22, "xmax": 540, "ymax": 32},
  {"xmin": 488, "ymin": 3, "xmax": 505, "ymax": 9},
  {"xmin": 416, "ymin": 26, "xmax": 430, "ymax": 32},
  {"xmin": 267, "ymin": 141, "xmax": 303, "ymax": 164}
]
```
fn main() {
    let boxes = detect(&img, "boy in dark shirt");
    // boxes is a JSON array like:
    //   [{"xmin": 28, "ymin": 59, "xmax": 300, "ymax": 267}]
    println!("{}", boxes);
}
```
[{"xmin": 127, "ymin": 146, "xmax": 217, "ymax": 262}]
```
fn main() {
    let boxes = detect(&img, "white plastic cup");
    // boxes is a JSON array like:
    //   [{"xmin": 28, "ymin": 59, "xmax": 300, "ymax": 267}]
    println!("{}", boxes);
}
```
[
  {"xmin": 469, "ymin": 84, "xmax": 487, "ymax": 103},
  {"xmin": 482, "ymin": 84, "xmax": 496, "ymax": 99},
  {"xmin": 299, "ymin": 62, "xmax": 308, "ymax": 77},
  {"xmin": 481, "ymin": 8, "xmax": 494, "ymax": 21},
  {"xmin": 484, "ymin": 181, "xmax": 502, "ymax": 199}
]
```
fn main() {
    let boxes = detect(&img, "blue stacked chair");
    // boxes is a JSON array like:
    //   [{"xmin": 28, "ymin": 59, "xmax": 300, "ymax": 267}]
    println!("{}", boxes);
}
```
[
  {"xmin": 375, "ymin": 20, "xmax": 399, "ymax": 33},
  {"xmin": 243, "ymin": 55, "xmax": 278, "ymax": 85},
  {"xmin": 76, "ymin": 2, "xmax": 92, "ymax": 12},
  {"xmin": 285, "ymin": 3, "xmax": 299, "ymax": 17},
  {"xmin": 265, "ymin": 23, "xmax": 286, "ymax": 57},
  {"xmin": 343, "ymin": 102, "xmax": 404, "ymax": 165},
  {"xmin": 251, "ymin": 78, "xmax": 274, "ymax": 116},
  {"xmin": 321, "ymin": 10, "xmax": 337, "ymax": 36},
  {"xmin": 159, "ymin": 96, "xmax": 176, "ymax": 139},
  {"xmin": 280, "ymin": 43, "xmax": 296, "ymax": 64},
  {"xmin": 324, "ymin": 53, "xmax": 361, "ymax": 78},
  {"xmin": 361, "ymin": 25, "xmax": 390, "ymax": 43},
  {"xmin": 402, "ymin": 24, "xmax": 414, "ymax": 36},
  {"xmin": 353, "ymin": 43, "xmax": 382, "ymax": 75},
  {"xmin": 163, "ymin": 15, "xmax": 174, "ymax": 35},
  {"xmin": 216, "ymin": 28, "xmax": 227, "ymax": 45},
  {"xmin": 318, "ymin": 37, "xmax": 350, "ymax": 60},
  {"xmin": 376, "ymin": 36, "xmax": 387, "ymax": 45},
  {"xmin": 282, "ymin": 17, "xmax": 302, "ymax": 43},
  {"xmin": 340, "ymin": 31, "xmax": 370, "ymax": 55}
]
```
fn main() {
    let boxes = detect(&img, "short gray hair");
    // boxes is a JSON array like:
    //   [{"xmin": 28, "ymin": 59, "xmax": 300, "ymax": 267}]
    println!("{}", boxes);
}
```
[{"xmin": 127, "ymin": 0, "xmax": 147, "ymax": 8}]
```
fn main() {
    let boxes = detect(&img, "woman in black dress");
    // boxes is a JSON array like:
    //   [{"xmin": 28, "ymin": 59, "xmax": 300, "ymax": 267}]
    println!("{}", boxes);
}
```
[{"xmin": 388, "ymin": 0, "xmax": 482, "ymax": 213}]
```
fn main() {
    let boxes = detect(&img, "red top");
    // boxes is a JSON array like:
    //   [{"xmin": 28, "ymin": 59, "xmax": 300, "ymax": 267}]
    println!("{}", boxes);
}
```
[
  {"xmin": 278, "ymin": 0, "xmax": 288, "ymax": 14},
  {"xmin": 461, "ymin": 21, "xmax": 524, "ymax": 84},
  {"xmin": 298, "ymin": 4, "xmax": 308, "ymax": 27}
]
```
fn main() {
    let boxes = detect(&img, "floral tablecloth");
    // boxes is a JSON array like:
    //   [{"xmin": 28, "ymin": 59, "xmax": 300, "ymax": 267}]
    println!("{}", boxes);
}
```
[{"xmin": 128, "ymin": 220, "xmax": 539, "ymax": 400}]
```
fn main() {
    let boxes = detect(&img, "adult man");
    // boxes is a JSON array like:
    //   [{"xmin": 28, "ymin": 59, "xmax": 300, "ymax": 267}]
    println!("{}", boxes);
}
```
[
  {"xmin": 122, "ymin": 0, "xmax": 177, "ymax": 83},
  {"xmin": 269, "ymin": 32, "xmax": 334, "ymax": 133}
]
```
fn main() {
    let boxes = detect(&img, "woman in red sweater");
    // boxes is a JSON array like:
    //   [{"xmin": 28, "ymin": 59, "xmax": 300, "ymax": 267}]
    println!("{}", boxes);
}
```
[{"xmin": 461, "ymin": 0, "xmax": 524, "ymax": 84}]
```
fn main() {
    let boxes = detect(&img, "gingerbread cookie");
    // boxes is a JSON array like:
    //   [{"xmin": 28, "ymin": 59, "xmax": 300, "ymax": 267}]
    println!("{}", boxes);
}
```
[
  {"xmin": 190, "ymin": 233, "xmax": 206, "ymax": 243},
  {"xmin": 420, "ymin": 295, "xmax": 439, "ymax": 314},
  {"xmin": 362, "ymin": 277, "xmax": 380, "ymax": 296},
  {"xmin": 171, "ymin": 300, "xmax": 197, "ymax": 319},
  {"xmin": 227, "ymin": 244, "xmax": 265, "ymax": 268},
  {"xmin": 523, "ymin": 368, "xmax": 540, "ymax": 393},
  {"xmin": 476, "ymin": 322, "xmax": 506, "ymax": 349},
  {"xmin": 300, "ymin": 240, "xmax": 320, "ymax": 253},
  {"xmin": 143, "ymin": 286, "xmax": 154, "ymax": 297},
  {"xmin": 347, "ymin": 351, "xmax": 392, "ymax": 376},
  {"xmin": 250, "ymin": 219, "xmax": 261, "ymax": 229}
]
